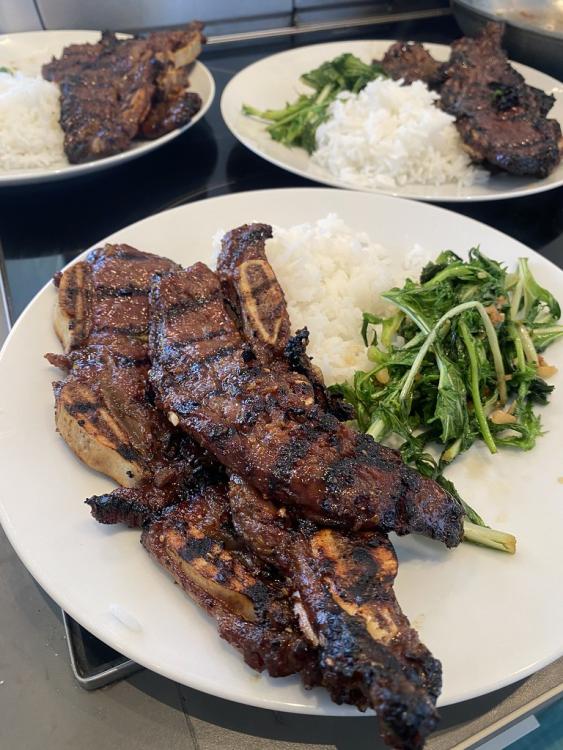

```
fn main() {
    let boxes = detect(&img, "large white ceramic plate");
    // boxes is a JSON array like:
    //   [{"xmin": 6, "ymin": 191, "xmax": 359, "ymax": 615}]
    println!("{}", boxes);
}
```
[
  {"xmin": 0, "ymin": 188, "xmax": 562, "ymax": 714},
  {"xmin": 0, "ymin": 30, "xmax": 215, "ymax": 186},
  {"xmin": 221, "ymin": 40, "xmax": 563, "ymax": 202}
]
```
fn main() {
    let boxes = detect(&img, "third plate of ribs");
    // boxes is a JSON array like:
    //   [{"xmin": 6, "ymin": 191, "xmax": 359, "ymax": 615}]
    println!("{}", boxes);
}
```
[{"xmin": 148, "ymin": 226, "xmax": 464, "ymax": 547}]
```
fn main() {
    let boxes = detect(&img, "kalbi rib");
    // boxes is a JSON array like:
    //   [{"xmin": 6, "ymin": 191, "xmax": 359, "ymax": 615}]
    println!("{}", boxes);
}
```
[
  {"xmin": 381, "ymin": 42, "xmax": 445, "ymax": 88},
  {"xmin": 229, "ymin": 477, "xmax": 439, "ymax": 750},
  {"xmin": 141, "ymin": 486, "xmax": 318, "ymax": 679},
  {"xmin": 217, "ymin": 223, "xmax": 353, "ymax": 420},
  {"xmin": 149, "ymin": 258, "xmax": 463, "ymax": 546},
  {"xmin": 47, "ymin": 243, "xmax": 213, "ymax": 502}
]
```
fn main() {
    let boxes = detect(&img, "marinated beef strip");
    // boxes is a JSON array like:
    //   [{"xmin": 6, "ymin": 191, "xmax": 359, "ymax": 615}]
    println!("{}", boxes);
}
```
[
  {"xmin": 148, "ymin": 262, "xmax": 464, "ymax": 547},
  {"xmin": 42, "ymin": 23, "xmax": 205, "ymax": 163},
  {"xmin": 47, "ymin": 243, "xmax": 203, "ymax": 498},
  {"xmin": 141, "ymin": 485, "xmax": 318, "ymax": 680},
  {"xmin": 229, "ymin": 477, "xmax": 440, "ymax": 750}
]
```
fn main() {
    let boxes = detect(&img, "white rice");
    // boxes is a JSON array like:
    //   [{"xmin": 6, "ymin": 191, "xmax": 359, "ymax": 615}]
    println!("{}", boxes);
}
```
[
  {"xmin": 0, "ymin": 71, "xmax": 67, "ymax": 171},
  {"xmin": 312, "ymin": 78, "xmax": 486, "ymax": 189},
  {"xmin": 213, "ymin": 214, "xmax": 432, "ymax": 385}
]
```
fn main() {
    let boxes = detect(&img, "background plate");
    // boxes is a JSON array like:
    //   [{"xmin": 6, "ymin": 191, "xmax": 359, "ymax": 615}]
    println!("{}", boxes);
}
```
[
  {"xmin": 0, "ymin": 30, "xmax": 215, "ymax": 186},
  {"xmin": 0, "ymin": 188, "xmax": 562, "ymax": 713},
  {"xmin": 221, "ymin": 40, "xmax": 563, "ymax": 202}
]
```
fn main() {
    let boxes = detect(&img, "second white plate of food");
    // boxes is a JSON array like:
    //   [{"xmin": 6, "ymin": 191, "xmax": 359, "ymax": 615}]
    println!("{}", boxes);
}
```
[
  {"xmin": 0, "ymin": 189, "xmax": 562, "ymax": 715},
  {"xmin": 221, "ymin": 40, "xmax": 563, "ymax": 202},
  {"xmin": 0, "ymin": 30, "xmax": 215, "ymax": 186}
]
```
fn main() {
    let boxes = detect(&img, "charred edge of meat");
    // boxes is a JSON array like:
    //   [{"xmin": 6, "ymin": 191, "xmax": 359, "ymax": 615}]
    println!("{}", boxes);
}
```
[
  {"xmin": 85, "ymin": 484, "xmax": 179, "ymax": 527},
  {"xmin": 141, "ymin": 495, "xmax": 319, "ymax": 679},
  {"xmin": 140, "ymin": 91, "xmax": 202, "ymax": 140},
  {"xmin": 284, "ymin": 328, "xmax": 355, "ymax": 421}
]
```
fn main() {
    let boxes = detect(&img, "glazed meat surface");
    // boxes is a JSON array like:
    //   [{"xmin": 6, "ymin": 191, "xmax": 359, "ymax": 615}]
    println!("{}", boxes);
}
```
[
  {"xmin": 47, "ymin": 243, "xmax": 212, "ymax": 498},
  {"xmin": 381, "ymin": 41, "xmax": 445, "ymax": 88},
  {"xmin": 217, "ymin": 223, "xmax": 352, "ymax": 420},
  {"xmin": 148, "ymin": 238, "xmax": 463, "ymax": 547},
  {"xmin": 42, "ymin": 23, "xmax": 204, "ymax": 163},
  {"xmin": 229, "ymin": 477, "xmax": 440, "ymax": 750},
  {"xmin": 440, "ymin": 22, "xmax": 562, "ymax": 177},
  {"xmin": 141, "ymin": 486, "xmax": 318, "ymax": 679}
]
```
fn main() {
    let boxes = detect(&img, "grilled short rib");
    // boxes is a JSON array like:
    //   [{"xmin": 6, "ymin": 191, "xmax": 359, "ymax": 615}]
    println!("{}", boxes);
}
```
[
  {"xmin": 217, "ymin": 223, "xmax": 353, "ymax": 420},
  {"xmin": 42, "ymin": 23, "xmax": 204, "ymax": 163},
  {"xmin": 47, "ymin": 243, "xmax": 198, "ymax": 490},
  {"xmin": 148, "ymin": 252, "xmax": 463, "ymax": 546},
  {"xmin": 229, "ymin": 477, "xmax": 440, "ymax": 750},
  {"xmin": 381, "ymin": 23, "xmax": 562, "ymax": 178},
  {"xmin": 141, "ymin": 485, "xmax": 318, "ymax": 680}
]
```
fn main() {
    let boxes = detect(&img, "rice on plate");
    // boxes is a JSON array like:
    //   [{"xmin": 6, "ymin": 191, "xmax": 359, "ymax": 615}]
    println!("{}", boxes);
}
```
[
  {"xmin": 312, "ymin": 79, "xmax": 487, "ymax": 189},
  {"xmin": 0, "ymin": 70, "xmax": 67, "ymax": 171},
  {"xmin": 213, "ymin": 214, "xmax": 431, "ymax": 385}
]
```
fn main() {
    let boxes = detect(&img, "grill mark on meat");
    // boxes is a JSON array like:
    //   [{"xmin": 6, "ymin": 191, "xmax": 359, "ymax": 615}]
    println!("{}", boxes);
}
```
[
  {"xmin": 96, "ymin": 324, "xmax": 148, "ymax": 336},
  {"xmin": 97, "ymin": 286, "xmax": 150, "ymax": 298},
  {"xmin": 161, "ymin": 287, "xmax": 224, "ymax": 318},
  {"xmin": 141, "ymin": 489, "xmax": 318, "ymax": 680}
]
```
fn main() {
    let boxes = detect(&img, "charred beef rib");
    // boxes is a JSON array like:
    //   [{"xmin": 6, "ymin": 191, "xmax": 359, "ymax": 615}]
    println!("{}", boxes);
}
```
[
  {"xmin": 141, "ymin": 485, "xmax": 318, "ymax": 680},
  {"xmin": 229, "ymin": 477, "xmax": 440, "ymax": 750},
  {"xmin": 381, "ymin": 41, "xmax": 445, "ymax": 89},
  {"xmin": 47, "ymin": 243, "xmax": 210, "ymax": 496},
  {"xmin": 42, "ymin": 23, "xmax": 205, "ymax": 163},
  {"xmin": 148, "ymin": 226, "xmax": 464, "ymax": 547},
  {"xmin": 381, "ymin": 23, "xmax": 562, "ymax": 178}
]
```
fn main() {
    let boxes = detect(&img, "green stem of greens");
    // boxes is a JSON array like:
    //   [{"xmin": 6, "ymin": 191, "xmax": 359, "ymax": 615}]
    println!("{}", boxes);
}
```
[
  {"xmin": 399, "ymin": 301, "xmax": 507, "ymax": 405},
  {"xmin": 515, "ymin": 322, "xmax": 539, "ymax": 365},
  {"xmin": 367, "ymin": 417, "xmax": 387, "ymax": 441},
  {"xmin": 510, "ymin": 275, "xmax": 523, "ymax": 320},
  {"xmin": 459, "ymin": 320, "xmax": 497, "ymax": 454},
  {"xmin": 463, "ymin": 520, "xmax": 516, "ymax": 554}
]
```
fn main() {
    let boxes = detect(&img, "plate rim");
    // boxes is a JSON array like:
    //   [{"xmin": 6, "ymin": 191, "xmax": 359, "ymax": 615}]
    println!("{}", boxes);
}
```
[
  {"xmin": 1, "ymin": 187, "xmax": 562, "ymax": 714},
  {"xmin": 0, "ymin": 29, "xmax": 215, "ymax": 187},
  {"xmin": 220, "ymin": 38, "xmax": 563, "ymax": 203}
]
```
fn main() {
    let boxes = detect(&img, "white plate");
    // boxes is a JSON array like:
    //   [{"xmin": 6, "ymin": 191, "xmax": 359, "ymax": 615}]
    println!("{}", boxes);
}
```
[
  {"xmin": 0, "ymin": 188, "xmax": 562, "ymax": 714},
  {"xmin": 0, "ymin": 30, "xmax": 215, "ymax": 186},
  {"xmin": 221, "ymin": 40, "xmax": 563, "ymax": 202}
]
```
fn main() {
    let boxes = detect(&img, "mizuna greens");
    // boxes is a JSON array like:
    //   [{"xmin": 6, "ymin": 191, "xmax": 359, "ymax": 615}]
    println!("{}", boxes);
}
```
[
  {"xmin": 330, "ymin": 249, "xmax": 563, "ymax": 554},
  {"xmin": 242, "ymin": 53, "xmax": 386, "ymax": 154}
]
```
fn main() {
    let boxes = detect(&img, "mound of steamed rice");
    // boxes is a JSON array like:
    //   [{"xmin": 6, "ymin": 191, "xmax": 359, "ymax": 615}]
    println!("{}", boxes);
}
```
[
  {"xmin": 0, "ymin": 71, "xmax": 67, "ymax": 171},
  {"xmin": 213, "ymin": 214, "xmax": 432, "ymax": 385},
  {"xmin": 312, "ymin": 78, "xmax": 486, "ymax": 189}
]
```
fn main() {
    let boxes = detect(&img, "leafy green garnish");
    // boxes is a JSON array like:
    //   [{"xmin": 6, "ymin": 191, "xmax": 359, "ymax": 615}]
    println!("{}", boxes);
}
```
[
  {"xmin": 242, "ymin": 53, "xmax": 386, "ymax": 154},
  {"xmin": 0, "ymin": 66, "xmax": 13, "ymax": 75},
  {"xmin": 331, "ymin": 249, "xmax": 562, "ymax": 554}
]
